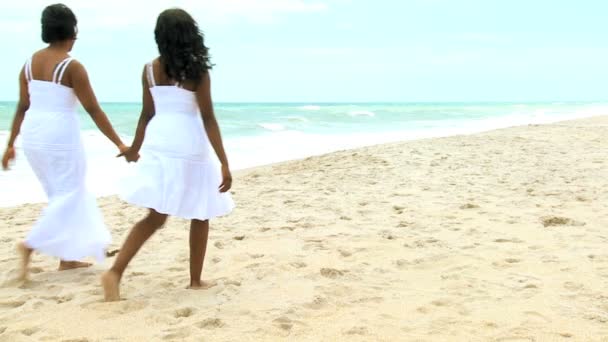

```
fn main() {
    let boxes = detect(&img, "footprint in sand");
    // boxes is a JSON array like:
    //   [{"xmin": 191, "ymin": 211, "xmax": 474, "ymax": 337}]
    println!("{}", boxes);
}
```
[
  {"xmin": 493, "ymin": 238, "xmax": 523, "ymax": 244},
  {"xmin": 174, "ymin": 307, "xmax": 196, "ymax": 318},
  {"xmin": 392, "ymin": 205, "xmax": 405, "ymax": 214},
  {"xmin": 416, "ymin": 306, "xmax": 429, "ymax": 314},
  {"xmin": 460, "ymin": 203, "xmax": 480, "ymax": 209},
  {"xmin": 46, "ymin": 294, "xmax": 74, "ymax": 304},
  {"xmin": 492, "ymin": 258, "xmax": 522, "ymax": 268},
  {"xmin": 20, "ymin": 327, "xmax": 40, "ymax": 336},
  {"xmin": 379, "ymin": 230, "xmax": 397, "ymax": 240},
  {"xmin": 505, "ymin": 258, "xmax": 521, "ymax": 264},
  {"xmin": 29, "ymin": 267, "xmax": 44, "ymax": 274},
  {"xmin": 290, "ymin": 262, "xmax": 307, "ymax": 269},
  {"xmin": 114, "ymin": 300, "xmax": 149, "ymax": 315},
  {"xmin": 430, "ymin": 299, "xmax": 451, "ymax": 307},
  {"xmin": 541, "ymin": 216, "xmax": 585, "ymax": 227},
  {"xmin": 197, "ymin": 318, "xmax": 225, "ymax": 329},
  {"xmin": 584, "ymin": 313, "xmax": 608, "ymax": 323},
  {"xmin": 320, "ymin": 268, "xmax": 345, "ymax": 279},
  {"xmin": 338, "ymin": 249, "xmax": 352, "ymax": 257},
  {"xmin": 223, "ymin": 279, "xmax": 242, "ymax": 287},
  {"xmin": 161, "ymin": 327, "xmax": 191, "ymax": 340},
  {"xmin": 394, "ymin": 259, "xmax": 409, "ymax": 269},
  {"xmin": 304, "ymin": 295, "xmax": 327, "ymax": 310},
  {"xmin": 273, "ymin": 316, "xmax": 294, "ymax": 331},
  {"xmin": 344, "ymin": 326, "xmax": 369, "ymax": 335}
]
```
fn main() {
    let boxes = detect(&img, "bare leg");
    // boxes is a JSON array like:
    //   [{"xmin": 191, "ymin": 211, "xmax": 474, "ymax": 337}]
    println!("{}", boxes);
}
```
[
  {"xmin": 188, "ymin": 219, "xmax": 214, "ymax": 289},
  {"xmin": 58, "ymin": 260, "xmax": 93, "ymax": 271},
  {"xmin": 101, "ymin": 209, "xmax": 167, "ymax": 301},
  {"xmin": 17, "ymin": 242, "xmax": 33, "ymax": 281}
]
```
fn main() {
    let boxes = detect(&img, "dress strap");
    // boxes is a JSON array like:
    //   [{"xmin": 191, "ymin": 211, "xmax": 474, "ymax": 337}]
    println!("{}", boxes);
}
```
[
  {"xmin": 146, "ymin": 62, "xmax": 156, "ymax": 87},
  {"xmin": 52, "ymin": 57, "xmax": 72, "ymax": 84},
  {"xmin": 24, "ymin": 58, "xmax": 33, "ymax": 82},
  {"xmin": 56, "ymin": 58, "xmax": 74, "ymax": 84}
]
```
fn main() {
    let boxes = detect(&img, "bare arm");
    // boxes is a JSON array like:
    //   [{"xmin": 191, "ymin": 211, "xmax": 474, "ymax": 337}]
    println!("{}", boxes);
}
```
[
  {"xmin": 2, "ymin": 67, "xmax": 29, "ymax": 170},
  {"xmin": 196, "ymin": 72, "xmax": 232, "ymax": 192},
  {"xmin": 7, "ymin": 68, "xmax": 29, "ymax": 148},
  {"xmin": 70, "ymin": 61, "xmax": 125, "ymax": 150},
  {"xmin": 130, "ymin": 66, "xmax": 155, "ymax": 153},
  {"xmin": 196, "ymin": 72, "xmax": 229, "ymax": 167}
]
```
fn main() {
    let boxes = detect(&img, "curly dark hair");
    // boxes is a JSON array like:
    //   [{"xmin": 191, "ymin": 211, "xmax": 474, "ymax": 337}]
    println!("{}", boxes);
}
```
[
  {"xmin": 41, "ymin": 4, "xmax": 77, "ymax": 43},
  {"xmin": 154, "ymin": 8, "xmax": 213, "ymax": 84}
]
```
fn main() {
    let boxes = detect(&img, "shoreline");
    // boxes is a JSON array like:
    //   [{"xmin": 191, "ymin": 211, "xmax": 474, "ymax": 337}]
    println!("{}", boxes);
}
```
[{"xmin": 1, "ymin": 114, "xmax": 605, "ymax": 208}]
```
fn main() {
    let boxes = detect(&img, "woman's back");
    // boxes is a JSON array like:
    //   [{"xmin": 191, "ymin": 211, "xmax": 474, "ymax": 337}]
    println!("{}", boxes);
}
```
[
  {"xmin": 26, "ymin": 53, "xmax": 78, "ymax": 112},
  {"xmin": 21, "ymin": 52, "xmax": 81, "ymax": 148},
  {"xmin": 143, "ymin": 59, "xmax": 209, "ymax": 159},
  {"xmin": 146, "ymin": 60, "xmax": 199, "ymax": 116}
]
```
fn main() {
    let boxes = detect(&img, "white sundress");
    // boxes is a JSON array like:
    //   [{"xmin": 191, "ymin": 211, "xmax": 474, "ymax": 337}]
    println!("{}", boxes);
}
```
[
  {"xmin": 20, "ymin": 56, "xmax": 111, "ymax": 262},
  {"xmin": 120, "ymin": 62, "xmax": 235, "ymax": 220}
]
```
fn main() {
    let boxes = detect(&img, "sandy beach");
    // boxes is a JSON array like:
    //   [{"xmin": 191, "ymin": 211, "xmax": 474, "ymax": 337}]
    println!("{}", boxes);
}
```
[{"xmin": 0, "ymin": 116, "xmax": 606, "ymax": 341}]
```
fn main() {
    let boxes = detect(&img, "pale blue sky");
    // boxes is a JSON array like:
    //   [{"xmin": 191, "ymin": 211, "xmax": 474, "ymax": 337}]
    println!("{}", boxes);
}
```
[{"xmin": 0, "ymin": 0, "xmax": 606, "ymax": 102}]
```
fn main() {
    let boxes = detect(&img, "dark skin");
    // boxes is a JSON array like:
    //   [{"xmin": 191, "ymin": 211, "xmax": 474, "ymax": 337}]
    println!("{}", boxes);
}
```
[
  {"xmin": 2, "ymin": 38, "xmax": 128, "ymax": 276},
  {"xmin": 2, "ymin": 40, "xmax": 128, "ymax": 169},
  {"xmin": 102, "ymin": 59, "xmax": 232, "ymax": 301}
]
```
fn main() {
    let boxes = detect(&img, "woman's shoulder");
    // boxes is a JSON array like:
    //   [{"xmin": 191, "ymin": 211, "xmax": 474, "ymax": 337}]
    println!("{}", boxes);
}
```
[{"xmin": 147, "ymin": 57, "xmax": 160, "ymax": 66}]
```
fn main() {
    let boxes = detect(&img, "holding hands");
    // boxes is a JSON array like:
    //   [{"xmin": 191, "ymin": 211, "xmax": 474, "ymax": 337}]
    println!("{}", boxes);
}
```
[{"xmin": 117, "ymin": 144, "xmax": 139, "ymax": 163}]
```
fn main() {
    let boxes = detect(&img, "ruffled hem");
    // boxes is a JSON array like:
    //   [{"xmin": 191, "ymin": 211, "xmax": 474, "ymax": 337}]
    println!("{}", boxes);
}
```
[
  {"xmin": 119, "ymin": 152, "xmax": 235, "ymax": 221},
  {"xmin": 26, "ymin": 189, "xmax": 111, "ymax": 262}
]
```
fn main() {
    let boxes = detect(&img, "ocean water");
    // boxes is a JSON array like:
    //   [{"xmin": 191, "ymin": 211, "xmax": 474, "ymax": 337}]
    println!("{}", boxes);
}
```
[{"xmin": 0, "ymin": 101, "xmax": 606, "ymax": 206}]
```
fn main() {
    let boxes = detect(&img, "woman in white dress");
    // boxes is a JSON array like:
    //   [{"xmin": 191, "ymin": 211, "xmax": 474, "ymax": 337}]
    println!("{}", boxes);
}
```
[
  {"xmin": 102, "ymin": 8, "xmax": 234, "ymax": 301},
  {"xmin": 1, "ymin": 4, "xmax": 128, "ymax": 279}
]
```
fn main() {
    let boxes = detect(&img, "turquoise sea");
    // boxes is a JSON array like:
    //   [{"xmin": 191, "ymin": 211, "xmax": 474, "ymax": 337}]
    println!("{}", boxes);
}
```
[{"xmin": 1, "ymin": 101, "xmax": 606, "ymax": 206}]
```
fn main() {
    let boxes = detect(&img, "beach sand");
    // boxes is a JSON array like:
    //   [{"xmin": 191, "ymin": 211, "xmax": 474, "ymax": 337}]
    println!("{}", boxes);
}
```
[{"xmin": 0, "ymin": 116, "xmax": 606, "ymax": 341}]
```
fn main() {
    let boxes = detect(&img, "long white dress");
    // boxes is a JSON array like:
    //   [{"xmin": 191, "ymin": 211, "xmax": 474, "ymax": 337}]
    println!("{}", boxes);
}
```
[
  {"xmin": 120, "ymin": 63, "xmax": 234, "ymax": 220},
  {"xmin": 20, "ymin": 57, "xmax": 111, "ymax": 262}
]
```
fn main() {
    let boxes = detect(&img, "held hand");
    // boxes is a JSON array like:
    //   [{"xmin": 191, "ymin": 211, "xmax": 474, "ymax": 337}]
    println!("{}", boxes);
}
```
[
  {"xmin": 219, "ymin": 164, "xmax": 232, "ymax": 193},
  {"xmin": 2, "ymin": 147, "xmax": 15, "ymax": 170},
  {"xmin": 118, "ymin": 144, "xmax": 129, "ymax": 155},
  {"xmin": 116, "ymin": 145, "xmax": 140, "ymax": 163}
]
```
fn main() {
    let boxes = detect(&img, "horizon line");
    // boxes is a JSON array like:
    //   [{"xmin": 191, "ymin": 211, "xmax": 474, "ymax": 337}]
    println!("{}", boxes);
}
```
[{"xmin": 1, "ymin": 100, "xmax": 608, "ymax": 105}]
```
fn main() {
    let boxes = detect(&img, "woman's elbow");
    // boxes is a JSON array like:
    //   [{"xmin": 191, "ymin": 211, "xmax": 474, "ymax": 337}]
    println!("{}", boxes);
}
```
[{"xmin": 17, "ymin": 100, "xmax": 30, "ymax": 114}]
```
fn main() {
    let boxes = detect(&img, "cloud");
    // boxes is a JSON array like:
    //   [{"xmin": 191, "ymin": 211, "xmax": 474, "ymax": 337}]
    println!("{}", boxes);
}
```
[{"xmin": 0, "ymin": 0, "xmax": 329, "ymax": 31}]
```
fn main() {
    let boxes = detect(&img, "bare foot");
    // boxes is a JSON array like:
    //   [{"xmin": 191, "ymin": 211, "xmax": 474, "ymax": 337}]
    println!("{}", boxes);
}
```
[
  {"xmin": 101, "ymin": 270, "xmax": 121, "ymax": 302},
  {"xmin": 187, "ymin": 280, "xmax": 217, "ymax": 290},
  {"xmin": 16, "ymin": 242, "xmax": 32, "ymax": 281},
  {"xmin": 58, "ymin": 261, "xmax": 93, "ymax": 271}
]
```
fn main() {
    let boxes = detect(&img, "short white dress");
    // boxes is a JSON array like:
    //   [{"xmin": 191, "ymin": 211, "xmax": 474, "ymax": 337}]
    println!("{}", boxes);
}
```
[
  {"xmin": 20, "ymin": 56, "xmax": 111, "ymax": 262},
  {"xmin": 120, "ymin": 63, "xmax": 234, "ymax": 220}
]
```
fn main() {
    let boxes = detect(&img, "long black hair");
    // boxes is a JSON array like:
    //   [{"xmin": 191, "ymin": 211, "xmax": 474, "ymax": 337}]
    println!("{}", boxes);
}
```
[
  {"xmin": 154, "ymin": 8, "xmax": 212, "ymax": 84},
  {"xmin": 41, "ymin": 3, "xmax": 77, "ymax": 43}
]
